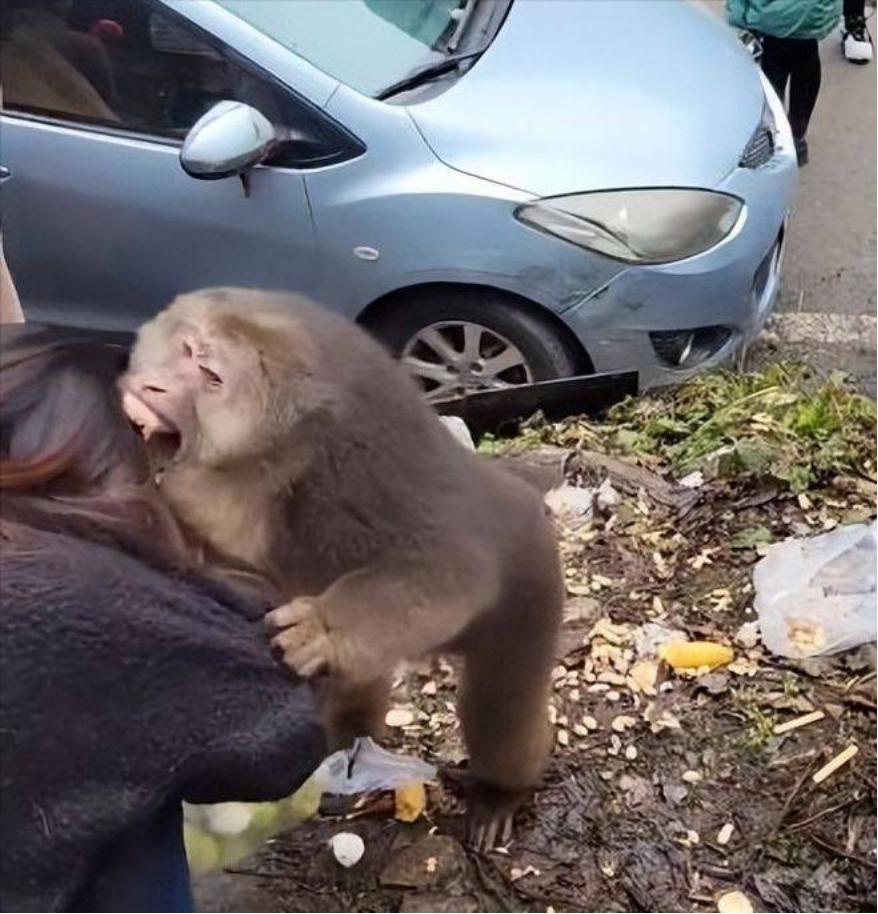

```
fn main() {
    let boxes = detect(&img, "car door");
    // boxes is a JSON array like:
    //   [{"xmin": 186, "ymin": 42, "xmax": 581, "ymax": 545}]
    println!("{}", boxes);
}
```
[{"xmin": 0, "ymin": 0, "xmax": 359, "ymax": 331}]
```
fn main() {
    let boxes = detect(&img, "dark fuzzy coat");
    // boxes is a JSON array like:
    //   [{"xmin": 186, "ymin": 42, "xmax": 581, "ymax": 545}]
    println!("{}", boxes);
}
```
[{"xmin": 0, "ymin": 518, "xmax": 325, "ymax": 912}]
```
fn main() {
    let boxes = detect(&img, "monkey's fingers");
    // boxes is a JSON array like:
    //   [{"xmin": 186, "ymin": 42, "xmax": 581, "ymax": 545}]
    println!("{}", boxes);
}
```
[
  {"xmin": 272, "ymin": 630, "xmax": 332, "ymax": 678},
  {"xmin": 265, "ymin": 599, "xmax": 316, "ymax": 630},
  {"xmin": 289, "ymin": 652, "xmax": 329, "ymax": 678},
  {"xmin": 467, "ymin": 810, "xmax": 514, "ymax": 854}
]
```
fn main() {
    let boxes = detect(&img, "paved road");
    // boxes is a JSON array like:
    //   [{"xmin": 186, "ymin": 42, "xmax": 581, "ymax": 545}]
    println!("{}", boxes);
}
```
[
  {"xmin": 779, "ymin": 20, "xmax": 877, "ymax": 317},
  {"xmin": 703, "ymin": 1, "xmax": 876, "ymax": 318}
]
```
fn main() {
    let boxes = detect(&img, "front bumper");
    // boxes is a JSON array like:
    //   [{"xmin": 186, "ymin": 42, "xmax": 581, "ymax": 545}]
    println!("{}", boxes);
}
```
[{"xmin": 561, "ymin": 150, "xmax": 798, "ymax": 389}]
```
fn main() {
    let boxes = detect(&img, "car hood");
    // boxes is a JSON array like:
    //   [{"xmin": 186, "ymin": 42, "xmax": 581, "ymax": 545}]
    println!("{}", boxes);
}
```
[{"xmin": 407, "ymin": 0, "xmax": 765, "ymax": 196}]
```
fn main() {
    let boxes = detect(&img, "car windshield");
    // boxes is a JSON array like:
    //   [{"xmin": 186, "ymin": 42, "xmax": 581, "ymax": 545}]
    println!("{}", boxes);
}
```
[{"xmin": 214, "ymin": 0, "xmax": 469, "ymax": 96}]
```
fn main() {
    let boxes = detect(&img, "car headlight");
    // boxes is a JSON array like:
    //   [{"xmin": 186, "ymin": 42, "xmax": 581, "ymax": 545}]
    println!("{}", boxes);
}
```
[{"xmin": 514, "ymin": 188, "xmax": 744, "ymax": 264}]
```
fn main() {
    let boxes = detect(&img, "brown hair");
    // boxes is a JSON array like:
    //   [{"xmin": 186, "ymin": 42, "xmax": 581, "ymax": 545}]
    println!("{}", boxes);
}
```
[
  {"xmin": 0, "ymin": 325, "xmax": 278, "ymax": 603},
  {"xmin": 0, "ymin": 324, "xmax": 192, "ymax": 558}
]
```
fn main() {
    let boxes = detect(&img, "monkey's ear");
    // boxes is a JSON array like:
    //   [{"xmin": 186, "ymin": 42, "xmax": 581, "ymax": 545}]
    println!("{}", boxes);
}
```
[{"xmin": 231, "ymin": 312, "xmax": 320, "ymax": 382}]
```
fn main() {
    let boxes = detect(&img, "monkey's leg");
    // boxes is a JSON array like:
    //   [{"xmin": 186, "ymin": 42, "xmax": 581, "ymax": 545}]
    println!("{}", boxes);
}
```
[
  {"xmin": 457, "ymin": 596, "xmax": 559, "ymax": 851},
  {"xmin": 324, "ymin": 675, "xmax": 391, "ymax": 749}
]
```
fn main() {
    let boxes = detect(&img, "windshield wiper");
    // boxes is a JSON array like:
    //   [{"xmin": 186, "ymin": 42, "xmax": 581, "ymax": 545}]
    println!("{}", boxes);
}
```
[{"xmin": 375, "ymin": 47, "xmax": 487, "ymax": 101}]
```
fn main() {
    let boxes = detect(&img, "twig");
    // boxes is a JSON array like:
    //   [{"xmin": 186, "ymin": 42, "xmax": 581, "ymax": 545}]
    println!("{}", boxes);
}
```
[
  {"xmin": 573, "ymin": 449, "xmax": 700, "ymax": 512},
  {"xmin": 746, "ymin": 767, "xmax": 813, "ymax": 869},
  {"xmin": 769, "ymin": 748, "xmax": 819, "ymax": 768},
  {"xmin": 222, "ymin": 867, "xmax": 289, "ymax": 880},
  {"xmin": 467, "ymin": 850, "xmax": 515, "ymax": 912},
  {"xmin": 806, "ymin": 833, "xmax": 878, "ymax": 869},
  {"xmin": 787, "ymin": 794, "xmax": 860, "ymax": 831}
]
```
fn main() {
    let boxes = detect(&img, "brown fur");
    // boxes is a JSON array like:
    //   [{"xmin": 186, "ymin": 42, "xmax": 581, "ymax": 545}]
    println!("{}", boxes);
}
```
[{"xmin": 122, "ymin": 288, "xmax": 564, "ymax": 846}]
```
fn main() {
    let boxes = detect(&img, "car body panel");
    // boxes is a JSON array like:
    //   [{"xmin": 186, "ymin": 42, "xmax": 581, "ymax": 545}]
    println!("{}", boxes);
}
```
[
  {"xmin": 0, "ymin": 0, "xmax": 798, "ymax": 391},
  {"xmin": 408, "ymin": 0, "xmax": 765, "ymax": 195}
]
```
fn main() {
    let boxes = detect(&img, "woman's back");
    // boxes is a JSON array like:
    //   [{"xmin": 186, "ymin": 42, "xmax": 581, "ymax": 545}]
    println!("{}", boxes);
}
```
[{"xmin": 0, "ymin": 516, "xmax": 325, "ymax": 912}]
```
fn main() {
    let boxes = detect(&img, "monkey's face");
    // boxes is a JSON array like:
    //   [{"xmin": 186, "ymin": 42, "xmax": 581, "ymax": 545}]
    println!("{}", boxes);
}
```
[{"xmin": 121, "ymin": 292, "xmax": 322, "ymax": 471}]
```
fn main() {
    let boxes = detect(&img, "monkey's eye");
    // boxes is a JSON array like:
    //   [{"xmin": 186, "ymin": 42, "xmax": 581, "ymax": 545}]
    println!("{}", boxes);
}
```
[
  {"xmin": 182, "ymin": 341, "xmax": 194, "ymax": 358},
  {"xmin": 199, "ymin": 365, "xmax": 223, "ymax": 389}
]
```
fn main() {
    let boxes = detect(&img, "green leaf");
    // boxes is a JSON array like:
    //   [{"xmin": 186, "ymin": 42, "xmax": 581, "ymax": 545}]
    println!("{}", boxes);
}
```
[{"xmin": 730, "ymin": 525, "xmax": 774, "ymax": 550}]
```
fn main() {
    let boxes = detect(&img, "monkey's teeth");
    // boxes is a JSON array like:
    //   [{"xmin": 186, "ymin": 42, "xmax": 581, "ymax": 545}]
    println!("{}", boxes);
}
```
[{"xmin": 122, "ymin": 390, "xmax": 170, "ymax": 439}]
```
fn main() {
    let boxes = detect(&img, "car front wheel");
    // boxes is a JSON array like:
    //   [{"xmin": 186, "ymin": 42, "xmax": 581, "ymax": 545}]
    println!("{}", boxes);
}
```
[{"xmin": 369, "ymin": 289, "xmax": 582, "ymax": 403}]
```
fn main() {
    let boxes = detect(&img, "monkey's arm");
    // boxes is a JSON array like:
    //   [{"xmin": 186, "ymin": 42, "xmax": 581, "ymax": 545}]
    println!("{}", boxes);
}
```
[{"xmin": 267, "ymin": 550, "xmax": 501, "ymax": 683}]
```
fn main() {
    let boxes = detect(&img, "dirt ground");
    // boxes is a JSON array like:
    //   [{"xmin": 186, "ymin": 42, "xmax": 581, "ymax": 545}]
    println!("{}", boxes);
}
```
[{"xmin": 194, "ymin": 391, "xmax": 877, "ymax": 913}]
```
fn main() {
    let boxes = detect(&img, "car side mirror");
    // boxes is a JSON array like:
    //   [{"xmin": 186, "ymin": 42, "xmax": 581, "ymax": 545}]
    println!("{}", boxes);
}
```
[{"xmin": 180, "ymin": 100, "xmax": 277, "ymax": 180}]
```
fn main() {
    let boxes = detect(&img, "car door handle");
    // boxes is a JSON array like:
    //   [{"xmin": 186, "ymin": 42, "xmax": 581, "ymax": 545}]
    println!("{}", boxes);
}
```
[{"xmin": 0, "ymin": 166, "xmax": 11, "ymax": 184}]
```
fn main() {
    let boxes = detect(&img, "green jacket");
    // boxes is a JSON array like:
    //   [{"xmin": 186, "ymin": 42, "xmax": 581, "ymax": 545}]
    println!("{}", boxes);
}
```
[{"xmin": 726, "ymin": 0, "xmax": 842, "ymax": 40}]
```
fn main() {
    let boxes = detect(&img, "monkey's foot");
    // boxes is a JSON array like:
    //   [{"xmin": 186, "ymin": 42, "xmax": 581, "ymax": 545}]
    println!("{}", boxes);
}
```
[
  {"xmin": 442, "ymin": 768, "xmax": 528, "ymax": 853},
  {"xmin": 266, "ymin": 597, "xmax": 335, "ymax": 678}
]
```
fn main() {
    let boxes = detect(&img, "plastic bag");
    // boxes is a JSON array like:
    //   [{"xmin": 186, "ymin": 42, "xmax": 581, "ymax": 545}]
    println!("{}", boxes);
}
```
[
  {"xmin": 753, "ymin": 520, "xmax": 877, "ymax": 658},
  {"xmin": 312, "ymin": 737, "xmax": 437, "ymax": 795},
  {"xmin": 439, "ymin": 416, "xmax": 475, "ymax": 450}
]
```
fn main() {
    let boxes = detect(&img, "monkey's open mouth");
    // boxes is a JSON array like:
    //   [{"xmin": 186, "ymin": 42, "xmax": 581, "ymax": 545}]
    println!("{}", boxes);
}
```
[{"xmin": 122, "ymin": 390, "xmax": 183, "ymax": 464}]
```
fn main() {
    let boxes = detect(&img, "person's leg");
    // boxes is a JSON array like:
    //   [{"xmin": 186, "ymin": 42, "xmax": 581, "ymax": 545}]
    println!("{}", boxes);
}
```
[
  {"xmin": 69, "ymin": 804, "xmax": 194, "ymax": 913},
  {"xmin": 757, "ymin": 33, "xmax": 793, "ymax": 102},
  {"xmin": 842, "ymin": 0, "xmax": 873, "ymax": 63},
  {"xmin": 844, "ymin": 0, "xmax": 865, "ymax": 22},
  {"xmin": 786, "ymin": 38, "xmax": 821, "ymax": 164}
]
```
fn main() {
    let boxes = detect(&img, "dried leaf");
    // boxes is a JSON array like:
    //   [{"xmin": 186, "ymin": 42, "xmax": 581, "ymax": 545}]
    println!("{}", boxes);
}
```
[
  {"xmin": 644, "ymin": 702, "xmax": 682, "ymax": 733},
  {"xmin": 627, "ymin": 659, "xmax": 659, "ymax": 695}
]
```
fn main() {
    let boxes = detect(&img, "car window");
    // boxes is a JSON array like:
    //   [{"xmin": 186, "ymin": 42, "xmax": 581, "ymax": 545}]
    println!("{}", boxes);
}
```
[
  {"xmin": 215, "ymin": 0, "xmax": 466, "ymax": 97},
  {"xmin": 0, "ymin": 0, "xmax": 360, "ymax": 168}
]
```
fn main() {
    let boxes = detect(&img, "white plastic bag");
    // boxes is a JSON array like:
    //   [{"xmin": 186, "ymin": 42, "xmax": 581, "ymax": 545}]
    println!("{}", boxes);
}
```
[
  {"xmin": 439, "ymin": 416, "xmax": 475, "ymax": 450},
  {"xmin": 312, "ymin": 737, "xmax": 436, "ymax": 795},
  {"xmin": 753, "ymin": 520, "xmax": 877, "ymax": 658}
]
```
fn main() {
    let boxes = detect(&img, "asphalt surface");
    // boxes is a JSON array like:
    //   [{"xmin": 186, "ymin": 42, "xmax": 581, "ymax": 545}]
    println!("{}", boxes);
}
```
[{"xmin": 778, "ymin": 19, "xmax": 877, "ymax": 317}]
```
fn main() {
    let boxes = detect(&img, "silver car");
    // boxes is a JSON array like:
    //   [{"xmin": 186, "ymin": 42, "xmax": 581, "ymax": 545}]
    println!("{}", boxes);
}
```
[{"xmin": 0, "ymin": 0, "xmax": 797, "ymax": 399}]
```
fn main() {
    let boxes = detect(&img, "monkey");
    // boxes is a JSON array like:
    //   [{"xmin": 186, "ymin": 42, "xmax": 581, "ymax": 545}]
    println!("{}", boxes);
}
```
[{"xmin": 120, "ymin": 288, "xmax": 564, "ymax": 849}]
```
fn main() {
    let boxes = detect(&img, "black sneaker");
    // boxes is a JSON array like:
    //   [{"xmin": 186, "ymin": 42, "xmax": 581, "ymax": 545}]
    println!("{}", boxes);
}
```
[
  {"xmin": 794, "ymin": 136, "xmax": 809, "ymax": 167},
  {"xmin": 843, "ymin": 16, "xmax": 873, "ymax": 63}
]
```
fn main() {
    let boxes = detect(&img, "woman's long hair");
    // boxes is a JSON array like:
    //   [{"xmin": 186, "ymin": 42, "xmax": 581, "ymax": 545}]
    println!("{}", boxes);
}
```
[
  {"xmin": 0, "ymin": 323, "xmax": 194, "ymax": 561},
  {"xmin": 0, "ymin": 324, "xmax": 274, "ymax": 605}
]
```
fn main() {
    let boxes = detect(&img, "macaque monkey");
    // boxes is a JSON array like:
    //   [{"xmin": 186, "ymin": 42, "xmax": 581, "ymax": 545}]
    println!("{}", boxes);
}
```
[{"xmin": 121, "ymin": 288, "xmax": 563, "ymax": 848}]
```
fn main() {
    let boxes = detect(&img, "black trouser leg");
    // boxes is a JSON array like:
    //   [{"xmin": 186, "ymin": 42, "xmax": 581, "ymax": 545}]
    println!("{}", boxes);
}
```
[
  {"xmin": 787, "ymin": 39, "xmax": 821, "ymax": 140},
  {"xmin": 759, "ymin": 34, "xmax": 821, "ymax": 140},
  {"xmin": 844, "ymin": 0, "xmax": 865, "ymax": 27},
  {"xmin": 758, "ymin": 33, "xmax": 792, "ymax": 103}
]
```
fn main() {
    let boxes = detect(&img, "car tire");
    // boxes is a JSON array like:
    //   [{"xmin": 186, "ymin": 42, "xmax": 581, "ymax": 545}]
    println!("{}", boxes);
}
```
[{"xmin": 369, "ymin": 288, "xmax": 582, "ymax": 401}]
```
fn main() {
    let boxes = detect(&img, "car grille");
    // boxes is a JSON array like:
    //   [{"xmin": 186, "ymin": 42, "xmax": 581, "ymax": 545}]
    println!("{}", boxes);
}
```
[{"xmin": 740, "ymin": 126, "xmax": 775, "ymax": 168}]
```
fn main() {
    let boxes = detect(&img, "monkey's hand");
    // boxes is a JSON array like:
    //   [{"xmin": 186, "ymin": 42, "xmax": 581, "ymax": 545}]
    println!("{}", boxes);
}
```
[{"xmin": 266, "ymin": 598, "xmax": 337, "ymax": 678}]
